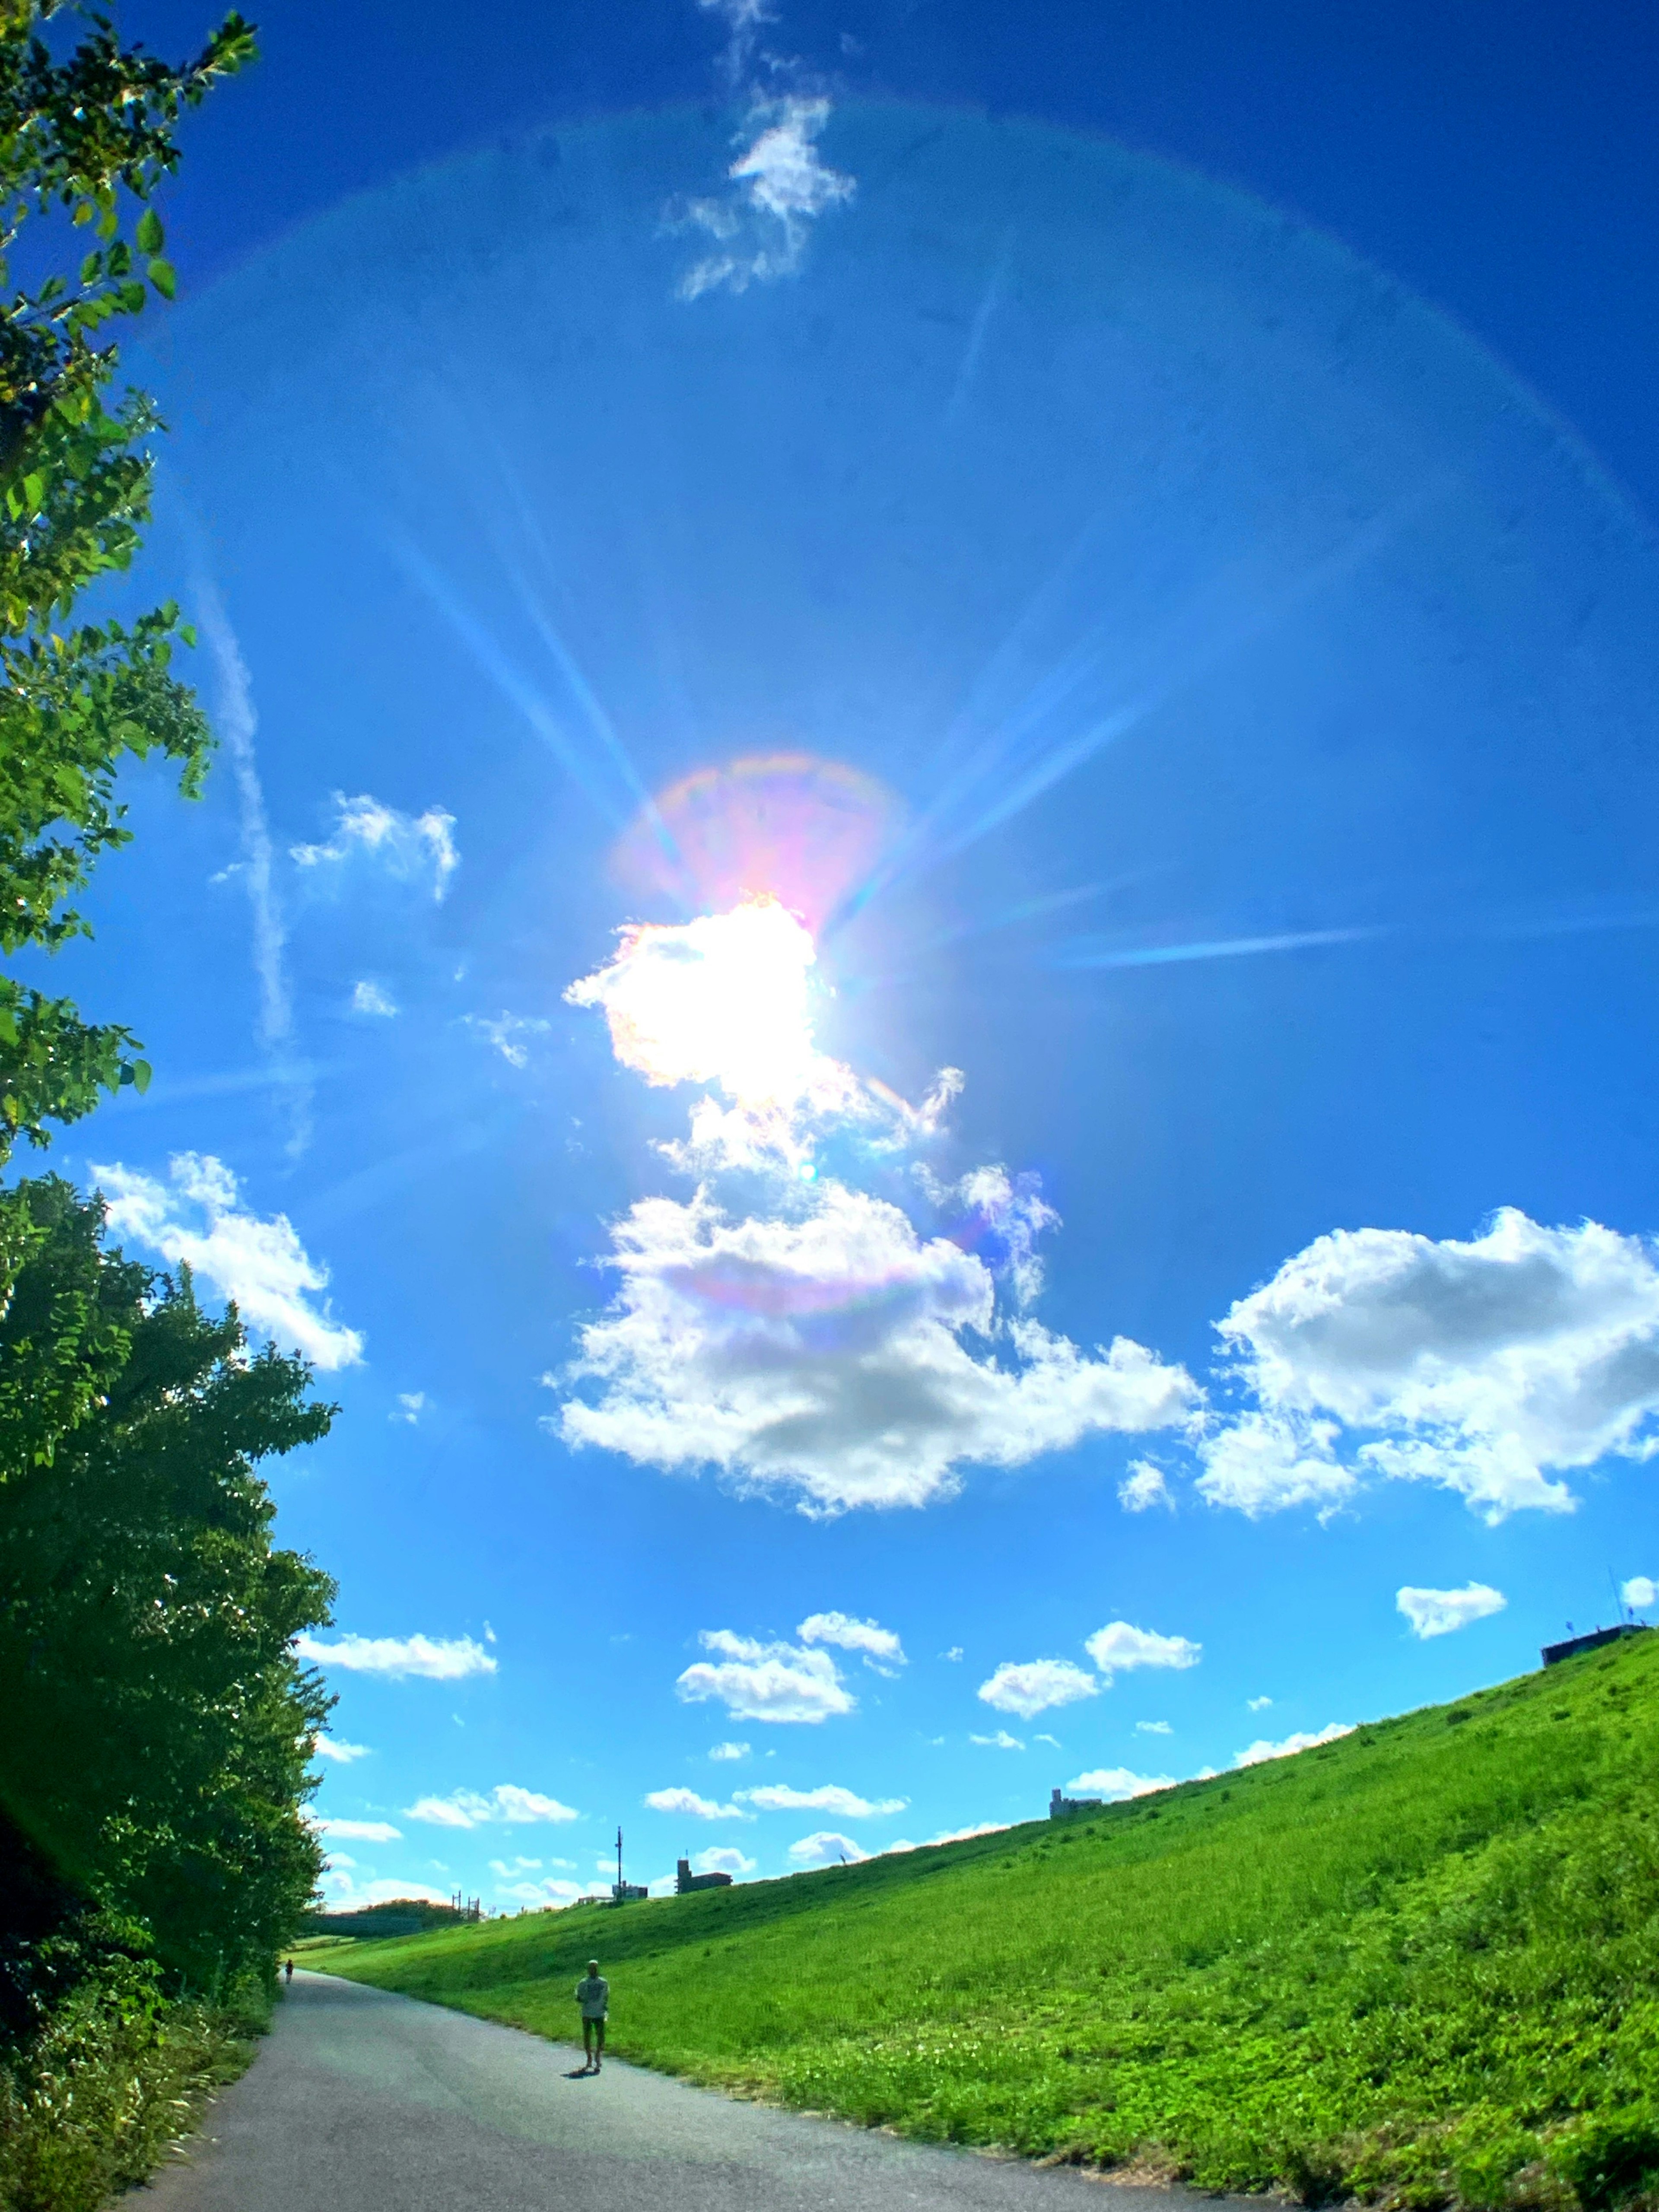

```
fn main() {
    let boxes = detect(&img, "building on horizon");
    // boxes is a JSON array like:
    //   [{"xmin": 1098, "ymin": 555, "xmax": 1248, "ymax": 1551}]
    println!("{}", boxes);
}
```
[
  {"xmin": 1050, "ymin": 1786, "xmax": 1104, "ymax": 1819},
  {"xmin": 676, "ymin": 1856, "xmax": 734, "ymax": 1894}
]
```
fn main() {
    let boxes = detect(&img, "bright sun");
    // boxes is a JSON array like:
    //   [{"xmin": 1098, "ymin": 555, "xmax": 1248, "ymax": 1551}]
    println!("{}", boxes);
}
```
[{"xmin": 565, "ymin": 895, "xmax": 827, "ymax": 1108}]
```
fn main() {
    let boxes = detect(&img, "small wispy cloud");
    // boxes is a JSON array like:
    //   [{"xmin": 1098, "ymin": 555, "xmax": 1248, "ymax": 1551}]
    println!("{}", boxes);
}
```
[
  {"xmin": 709, "ymin": 1740, "xmax": 750, "ymax": 1761},
  {"xmin": 970, "ymin": 1729, "xmax": 1025, "ymax": 1751},
  {"xmin": 1396, "ymin": 1583, "xmax": 1507, "ymax": 1640},
  {"xmin": 1135, "ymin": 1720, "xmax": 1173, "ymax": 1736},
  {"xmin": 796, "ymin": 1611, "xmax": 906, "ymax": 1671},
  {"xmin": 311, "ymin": 1737, "xmax": 372, "ymax": 1765},
  {"xmin": 295, "ymin": 1633, "xmax": 496, "ymax": 1681},
  {"xmin": 644, "ymin": 1786, "xmax": 752, "ymax": 1821},
  {"xmin": 1119, "ymin": 1459, "xmax": 1175, "ymax": 1512},
  {"xmin": 352, "ymin": 979, "xmax": 398, "ymax": 1017},
  {"xmin": 1234, "ymin": 1722, "xmax": 1354, "ymax": 1768},
  {"xmin": 292, "ymin": 792, "xmax": 458, "ymax": 901},
  {"xmin": 738, "ymin": 1783, "xmax": 906, "ymax": 1818},
  {"xmin": 671, "ymin": 0, "xmax": 853, "ymax": 299},
  {"xmin": 391, "ymin": 1392, "xmax": 426, "ymax": 1426},
  {"xmin": 465, "ymin": 1012, "xmax": 551, "ymax": 1068}
]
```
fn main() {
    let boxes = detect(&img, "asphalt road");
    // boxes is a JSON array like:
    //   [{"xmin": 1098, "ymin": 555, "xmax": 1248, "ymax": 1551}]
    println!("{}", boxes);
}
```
[{"xmin": 141, "ymin": 1970, "xmax": 1235, "ymax": 2212}]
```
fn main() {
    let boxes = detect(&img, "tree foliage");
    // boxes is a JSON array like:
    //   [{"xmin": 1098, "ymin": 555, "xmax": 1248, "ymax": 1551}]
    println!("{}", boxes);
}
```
[
  {"xmin": 0, "ymin": 1178, "xmax": 337, "ymax": 2017},
  {"xmin": 0, "ymin": 0, "xmax": 254, "ymax": 1158}
]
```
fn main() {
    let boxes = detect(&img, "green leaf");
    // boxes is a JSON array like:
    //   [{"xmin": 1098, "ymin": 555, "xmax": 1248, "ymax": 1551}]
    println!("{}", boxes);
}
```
[
  {"xmin": 22, "ymin": 472, "xmax": 45, "ymax": 513},
  {"xmin": 146, "ymin": 257, "xmax": 177, "ymax": 302},
  {"xmin": 118, "ymin": 281, "xmax": 147, "ymax": 314},
  {"xmin": 79, "ymin": 249, "xmax": 104, "ymax": 285},
  {"xmin": 136, "ymin": 208, "xmax": 165, "ymax": 254}
]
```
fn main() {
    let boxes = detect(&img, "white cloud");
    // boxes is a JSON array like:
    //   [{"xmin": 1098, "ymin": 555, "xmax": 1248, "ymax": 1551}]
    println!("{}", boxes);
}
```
[
  {"xmin": 1622, "ymin": 1575, "xmax": 1658, "ymax": 1610},
  {"xmin": 1207, "ymin": 1210, "xmax": 1659, "ymax": 1522},
  {"xmin": 557, "ymin": 1181, "xmax": 1197, "ymax": 1514},
  {"xmin": 315, "ymin": 1817, "xmax": 401, "ymax": 1843},
  {"xmin": 465, "ymin": 1013, "xmax": 551, "ymax": 1068},
  {"xmin": 351, "ymin": 979, "xmax": 398, "ymax": 1017},
  {"xmin": 1246, "ymin": 1695, "xmax": 1274, "ymax": 1712},
  {"xmin": 788, "ymin": 1828, "xmax": 868, "ymax": 1868},
  {"xmin": 797, "ymin": 1611, "xmax": 906, "ymax": 1670},
  {"xmin": 295, "ymin": 1633, "xmax": 497, "ymax": 1681},
  {"xmin": 1065, "ymin": 1768, "xmax": 1176, "ymax": 1803},
  {"xmin": 1234, "ymin": 1722, "xmax": 1355, "ymax": 1768},
  {"xmin": 708, "ymin": 1741, "xmax": 750, "ymax": 1762},
  {"xmin": 695, "ymin": 1845, "xmax": 757, "ymax": 1878},
  {"xmin": 970, "ymin": 1730, "xmax": 1024, "ymax": 1751},
  {"xmin": 292, "ymin": 791, "xmax": 458, "ymax": 901},
  {"xmin": 489, "ymin": 1857, "xmax": 546, "ymax": 1877},
  {"xmin": 1084, "ymin": 1621, "xmax": 1202, "ymax": 1679},
  {"xmin": 404, "ymin": 1786, "xmax": 578, "ymax": 1829},
  {"xmin": 392, "ymin": 1392, "xmax": 425, "ymax": 1426},
  {"xmin": 940, "ymin": 1646, "xmax": 964, "ymax": 1662},
  {"xmin": 1033, "ymin": 1732, "xmax": 1061, "ymax": 1748},
  {"xmin": 1195, "ymin": 1412, "xmax": 1354, "ymax": 1518},
  {"xmin": 1396, "ymin": 1583, "xmax": 1508, "ymax": 1640},
  {"xmin": 321, "ymin": 1873, "xmax": 452, "ymax": 1912},
  {"xmin": 496, "ymin": 1876, "xmax": 608, "ymax": 1908},
  {"xmin": 676, "ymin": 1630, "xmax": 854, "ymax": 1723},
  {"xmin": 977, "ymin": 1659, "xmax": 1099, "ymax": 1720},
  {"xmin": 95, "ymin": 1153, "xmax": 363, "ymax": 1370},
  {"xmin": 312, "ymin": 1737, "xmax": 372, "ymax": 1765},
  {"xmin": 674, "ymin": 96, "xmax": 855, "ymax": 302},
  {"xmin": 924, "ymin": 1820, "xmax": 1010, "ymax": 1847},
  {"xmin": 738, "ymin": 1783, "xmax": 907, "ymax": 1818},
  {"xmin": 644, "ymin": 1787, "xmax": 752, "ymax": 1821},
  {"xmin": 1135, "ymin": 1720, "xmax": 1173, "ymax": 1736},
  {"xmin": 1119, "ymin": 1458, "xmax": 1175, "ymax": 1512}
]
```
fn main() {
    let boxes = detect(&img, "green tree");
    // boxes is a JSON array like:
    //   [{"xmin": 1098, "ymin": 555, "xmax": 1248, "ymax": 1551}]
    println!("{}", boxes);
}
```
[
  {"xmin": 0, "ymin": 0, "xmax": 254, "ymax": 1159},
  {"xmin": 0, "ymin": 1178, "xmax": 337, "ymax": 2002}
]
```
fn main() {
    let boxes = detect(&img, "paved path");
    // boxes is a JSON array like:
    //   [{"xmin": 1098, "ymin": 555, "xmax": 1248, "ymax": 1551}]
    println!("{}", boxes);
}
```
[{"xmin": 141, "ymin": 1970, "xmax": 1229, "ymax": 2212}]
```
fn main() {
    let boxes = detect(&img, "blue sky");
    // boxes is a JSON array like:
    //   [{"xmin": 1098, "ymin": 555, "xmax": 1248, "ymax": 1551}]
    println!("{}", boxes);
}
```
[{"xmin": 40, "ymin": 0, "xmax": 1659, "ymax": 1907}]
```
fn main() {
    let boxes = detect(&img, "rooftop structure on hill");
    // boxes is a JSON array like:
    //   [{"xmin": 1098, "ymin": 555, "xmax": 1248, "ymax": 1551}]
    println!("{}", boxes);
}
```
[
  {"xmin": 676, "ymin": 1856, "xmax": 734, "ymax": 1894},
  {"xmin": 1541, "ymin": 1622, "xmax": 1652, "ymax": 1667},
  {"xmin": 1050, "ymin": 1786, "xmax": 1104, "ymax": 1819}
]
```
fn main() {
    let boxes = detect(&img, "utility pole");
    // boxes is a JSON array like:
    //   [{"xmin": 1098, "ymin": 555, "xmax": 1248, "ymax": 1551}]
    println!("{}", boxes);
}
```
[{"xmin": 616, "ymin": 1825, "xmax": 623, "ymax": 1895}]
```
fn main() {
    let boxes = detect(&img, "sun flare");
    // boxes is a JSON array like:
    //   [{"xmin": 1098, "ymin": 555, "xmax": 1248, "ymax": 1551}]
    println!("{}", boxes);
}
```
[{"xmin": 565, "ymin": 894, "xmax": 828, "ymax": 1108}]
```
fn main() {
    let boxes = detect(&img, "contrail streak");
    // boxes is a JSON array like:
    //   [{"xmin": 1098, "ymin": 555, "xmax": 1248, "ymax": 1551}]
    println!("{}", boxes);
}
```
[{"xmin": 194, "ymin": 579, "xmax": 313, "ymax": 1156}]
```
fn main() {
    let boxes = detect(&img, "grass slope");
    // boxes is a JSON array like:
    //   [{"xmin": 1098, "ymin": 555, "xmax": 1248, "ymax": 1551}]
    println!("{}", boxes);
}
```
[{"xmin": 324, "ymin": 1637, "xmax": 1659, "ymax": 2209}]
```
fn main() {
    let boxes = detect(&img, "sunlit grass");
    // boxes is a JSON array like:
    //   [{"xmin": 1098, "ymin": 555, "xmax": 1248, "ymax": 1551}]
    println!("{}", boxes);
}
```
[{"xmin": 324, "ymin": 1637, "xmax": 1659, "ymax": 2207}]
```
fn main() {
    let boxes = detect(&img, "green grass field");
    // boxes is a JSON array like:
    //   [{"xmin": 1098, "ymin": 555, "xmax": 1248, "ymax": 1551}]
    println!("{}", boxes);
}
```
[{"xmin": 321, "ymin": 1634, "xmax": 1659, "ymax": 2208}]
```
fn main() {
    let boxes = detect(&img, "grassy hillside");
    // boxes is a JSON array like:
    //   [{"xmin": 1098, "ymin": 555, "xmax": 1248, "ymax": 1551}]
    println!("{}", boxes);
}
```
[{"xmin": 323, "ymin": 1635, "xmax": 1659, "ymax": 2208}]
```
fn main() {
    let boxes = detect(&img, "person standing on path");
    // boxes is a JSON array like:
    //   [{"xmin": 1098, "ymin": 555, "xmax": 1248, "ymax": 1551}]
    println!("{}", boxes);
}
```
[{"xmin": 575, "ymin": 1959, "xmax": 609, "ymax": 2072}]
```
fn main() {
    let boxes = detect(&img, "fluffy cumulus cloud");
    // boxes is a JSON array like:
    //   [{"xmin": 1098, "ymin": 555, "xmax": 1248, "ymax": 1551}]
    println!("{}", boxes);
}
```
[
  {"xmin": 1065, "ymin": 1767, "xmax": 1176, "ymax": 1803},
  {"xmin": 557, "ymin": 900, "xmax": 1198, "ymax": 1514},
  {"xmin": 292, "ymin": 791, "xmax": 458, "ymax": 900},
  {"xmin": 1203, "ymin": 1210, "xmax": 1659, "ymax": 1522},
  {"xmin": 1396, "ymin": 1583, "xmax": 1508, "ymax": 1640},
  {"xmin": 95, "ymin": 1153, "xmax": 362, "ymax": 1370},
  {"xmin": 404, "ymin": 1786, "xmax": 578, "ymax": 1828},
  {"xmin": 709, "ymin": 1741, "xmax": 750, "ymax": 1762},
  {"xmin": 1119, "ymin": 1459, "xmax": 1174, "ymax": 1512},
  {"xmin": 788, "ymin": 1829, "xmax": 868, "ymax": 1868},
  {"xmin": 1084, "ymin": 1621, "xmax": 1202, "ymax": 1679},
  {"xmin": 294, "ymin": 1632, "xmax": 497, "ymax": 1681},
  {"xmin": 797, "ymin": 1612, "xmax": 906, "ymax": 1670},
  {"xmin": 312, "ymin": 1737, "xmax": 372, "ymax": 1765},
  {"xmin": 1622, "ymin": 1576, "xmax": 1658, "ymax": 1610},
  {"xmin": 1234, "ymin": 1722, "xmax": 1354, "ymax": 1768},
  {"xmin": 322, "ymin": 1872, "xmax": 451, "ymax": 1911},
  {"xmin": 738, "ymin": 1783, "xmax": 907, "ymax": 1818},
  {"xmin": 977, "ymin": 1659, "xmax": 1099, "ymax": 1721},
  {"xmin": 644, "ymin": 1787, "xmax": 751, "ymax": 1821},
  {"xmin": 693, "ymin": 1846, "xmax": 756, "ymax": 1878},
  {"xmin": 557, "ymin": 1182, "xmax": 1196, "ymax": 1514},
  {"xmin": 676, "ymin": 1629, "xmax": 855, "ymax": 1723}
]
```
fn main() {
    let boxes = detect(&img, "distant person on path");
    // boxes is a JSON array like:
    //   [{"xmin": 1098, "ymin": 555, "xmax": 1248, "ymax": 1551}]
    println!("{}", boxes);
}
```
[
  {"xmin": 575, "ymin": 1959, "xmax": 609, "ymax": 2072},
  {"xmin": 283, "ymin": 1958, "xmax": 294, "ymax": 1986}
]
